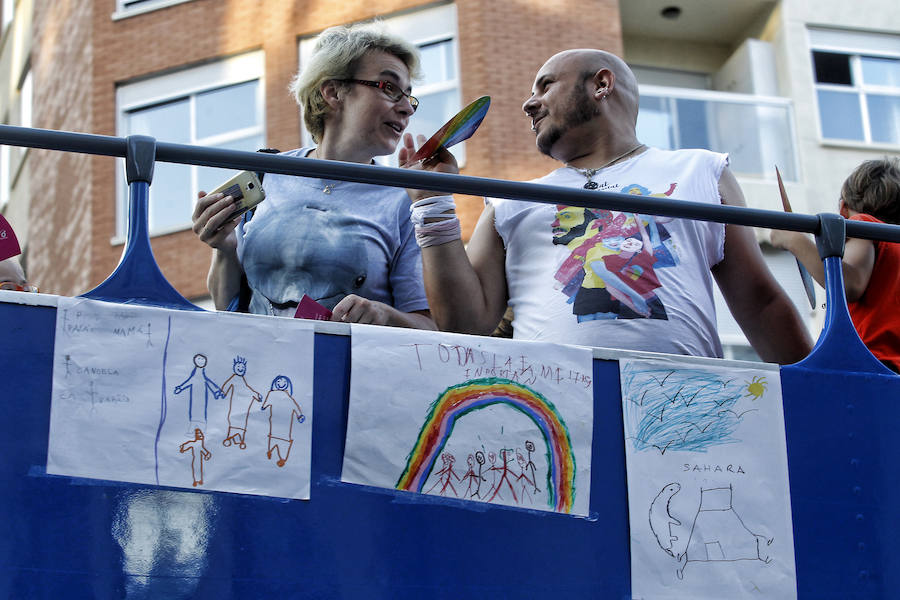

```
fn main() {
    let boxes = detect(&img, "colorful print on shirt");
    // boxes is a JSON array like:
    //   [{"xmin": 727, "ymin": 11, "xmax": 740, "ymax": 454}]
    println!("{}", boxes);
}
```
[{"xmin": 552, "ymin": 182, "xmax": 679, "ymax": 322}]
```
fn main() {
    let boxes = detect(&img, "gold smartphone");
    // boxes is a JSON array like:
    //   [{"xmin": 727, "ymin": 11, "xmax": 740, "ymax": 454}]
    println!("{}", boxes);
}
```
[{"xmin": 209, "ymin": 170, "xmax": 266, "ymax": 223}]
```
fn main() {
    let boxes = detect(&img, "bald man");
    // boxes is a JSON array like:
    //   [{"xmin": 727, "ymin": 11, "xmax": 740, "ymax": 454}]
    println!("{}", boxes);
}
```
[{"xmin": 400, "ymin": 49, "xmax": 812, "ymax": 364}]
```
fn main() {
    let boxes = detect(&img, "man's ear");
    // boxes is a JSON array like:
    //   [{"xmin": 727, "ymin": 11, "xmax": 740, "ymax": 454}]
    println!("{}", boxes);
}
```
[
  {"xmin": 321, "ymin": 80, "xmax": 342, "ymax": 110},
  {"xmin": 591, "ymin": 68, "xmax": 616, "ymax": 100}
]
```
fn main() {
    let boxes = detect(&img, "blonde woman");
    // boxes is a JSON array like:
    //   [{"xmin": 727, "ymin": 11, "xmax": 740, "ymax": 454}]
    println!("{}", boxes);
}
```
[{"xmin": 192, "ymin": 23, "xmax": 434, "ymax": 329}]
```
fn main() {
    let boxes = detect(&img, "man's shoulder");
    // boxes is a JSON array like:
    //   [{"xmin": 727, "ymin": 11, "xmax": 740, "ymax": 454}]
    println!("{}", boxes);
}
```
[
  {"xmin": 645, "ymin": 146, "xmax": 725, "ymax": 162},
  {"xmin": 530, "ymin": 167, "xmax": 573, "ymax": 185}
]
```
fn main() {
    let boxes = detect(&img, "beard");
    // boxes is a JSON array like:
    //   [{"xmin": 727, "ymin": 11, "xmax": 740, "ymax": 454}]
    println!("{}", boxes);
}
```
[{"xmin": 536, "ymin": 85, "xmax": 600, "ymax": 157}]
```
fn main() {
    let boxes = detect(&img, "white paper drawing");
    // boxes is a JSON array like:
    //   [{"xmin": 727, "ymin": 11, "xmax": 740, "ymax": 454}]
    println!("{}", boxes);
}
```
[
  {"xmin": 620, "ymin": 357, "xmax": 796, "ymax": 599},
  {"xmin": 342, "ymin": 325, "xmax": 594, "ymax": 516},
  {"xmin": 47, "ymin": 297, "xmax": 315, "ymax": 500}
]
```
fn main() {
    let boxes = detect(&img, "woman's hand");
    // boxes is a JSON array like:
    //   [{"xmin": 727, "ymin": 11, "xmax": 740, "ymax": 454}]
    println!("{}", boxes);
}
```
[{"xmin": 192, "ymin": 191, "xmax": 240, "ymax": 252}]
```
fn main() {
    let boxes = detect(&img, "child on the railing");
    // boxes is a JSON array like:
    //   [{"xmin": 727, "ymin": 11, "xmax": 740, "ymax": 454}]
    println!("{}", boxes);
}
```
[
  {"xmin": 0, "ymin": 258, "xmax": 38, "ymax": 293},
  {"xmin": 770, "ymin": 157, "xmax": 900, "ymax": 373}
]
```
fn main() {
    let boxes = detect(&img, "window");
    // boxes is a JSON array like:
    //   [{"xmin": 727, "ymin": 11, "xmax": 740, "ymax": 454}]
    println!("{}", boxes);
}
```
[
  {"xmin": 2, "ymin": 68, "xmax": 32, "ymax": 210},
  {"xmin": 2, "ymin": 0, "xmax": 14, "ymax": 32},
  {"xmin": 809, "ymin": 28, "xmax": 900, "ymax": 145},
  {"xmin": 19, "ymin": 69, "xmax": 31, "ymax": 129},
  {"xmin": 298, "ymin": 3, "xmax": 462, "ymax": 167},
  {"xmin": 116, "ymin": 51, "xmax": 264, "ymax": 236},
  {"xmin": 112, "ymin": 0, "xmax": 194, "ymax": 20},
  {"xmin": 636, "ymin": 87, "xmax": 798, "ymax": 181},
  {"xmin": 0, "ymin": 143, "xmax": 8, "ymax": 212}
]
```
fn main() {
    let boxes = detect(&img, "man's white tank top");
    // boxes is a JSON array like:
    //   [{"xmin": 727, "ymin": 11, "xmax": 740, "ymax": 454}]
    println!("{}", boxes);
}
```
[{"xmin": 490, "ymin": 147, "xmax": 727, "ymax": 358}]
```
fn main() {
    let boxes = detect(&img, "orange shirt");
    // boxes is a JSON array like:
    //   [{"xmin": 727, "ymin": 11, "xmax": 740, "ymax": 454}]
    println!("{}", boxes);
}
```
[{"xmin": 848, "ymin": 214, "xmax": 900, "ymax": 372}]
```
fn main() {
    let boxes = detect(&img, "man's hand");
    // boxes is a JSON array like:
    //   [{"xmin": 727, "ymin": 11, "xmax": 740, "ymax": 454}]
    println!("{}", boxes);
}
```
[{"xmin": 399, "ymin": 133, "xmax": 459, "ymax": 202}]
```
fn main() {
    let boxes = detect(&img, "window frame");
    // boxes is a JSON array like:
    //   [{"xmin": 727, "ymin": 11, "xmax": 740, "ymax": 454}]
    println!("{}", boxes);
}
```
[
  {"xmin": 112, "ymin": 0, "xmax": 195, "ymax": 20},
  {"xmin": 808, "ymin": 28, "xmax": 900, "ymax": 148},
  {"xmin": 114, "ymin": 51, "xmax": 265, "ymax": 240}
]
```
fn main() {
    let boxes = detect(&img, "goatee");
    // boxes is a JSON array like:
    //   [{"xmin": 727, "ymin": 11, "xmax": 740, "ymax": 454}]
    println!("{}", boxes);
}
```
[{"xmin": 536, "ymin": 86, "xmax": 600, "ymax": 157}]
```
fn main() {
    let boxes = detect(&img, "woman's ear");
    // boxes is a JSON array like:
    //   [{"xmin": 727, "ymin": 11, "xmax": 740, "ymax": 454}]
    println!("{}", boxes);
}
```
[{"xmin": 320, "ymin": 80, "xmax": 342, "ymax": 110}]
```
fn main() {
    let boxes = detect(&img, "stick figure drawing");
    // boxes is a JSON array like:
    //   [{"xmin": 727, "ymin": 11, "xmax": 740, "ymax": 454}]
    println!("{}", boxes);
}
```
[
  {"xmin": 261, "ymin": 375, "xmax": 305, "ymax": 468},
  {"xmin": 179, "ymin": 428, "xmax": 212, "ymax": 487},
  {"xmin": 220, "ymin": 356, "xmax": 262, "ymax": 449},
  {"xmin": 173, "ymin": 353, "xmax": 224, "ymax": 429}
]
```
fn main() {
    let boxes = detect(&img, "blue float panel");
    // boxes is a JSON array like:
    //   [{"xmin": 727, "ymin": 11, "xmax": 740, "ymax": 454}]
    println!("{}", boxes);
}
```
[{"xmin": 1, "ymin": 292, "xmax": 897, "ymax": 599}]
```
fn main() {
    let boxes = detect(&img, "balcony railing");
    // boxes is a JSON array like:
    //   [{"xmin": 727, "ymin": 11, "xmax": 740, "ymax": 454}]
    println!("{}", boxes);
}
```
[
  {"xmin": 1, "ymin": 124, "xmax": 900, "ymax": 599},
  {"xmin": 637, "ymin": 85, "xmax": 798, "ymax": 181}
]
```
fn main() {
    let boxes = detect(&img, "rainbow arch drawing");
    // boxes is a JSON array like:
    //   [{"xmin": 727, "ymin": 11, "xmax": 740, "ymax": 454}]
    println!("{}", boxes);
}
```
[{"xmin": 396, "ymin": 377, "xmax": 577, "ymax": 513}]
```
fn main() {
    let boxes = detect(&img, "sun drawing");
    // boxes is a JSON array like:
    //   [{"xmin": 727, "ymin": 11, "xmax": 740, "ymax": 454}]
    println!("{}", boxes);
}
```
[{"xmin": 744, "ymin": 376, "xmax": 767, "ymax": 400}]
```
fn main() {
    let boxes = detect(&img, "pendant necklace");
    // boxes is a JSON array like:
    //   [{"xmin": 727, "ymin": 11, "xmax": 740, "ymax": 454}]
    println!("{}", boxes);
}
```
[
  {"xmin": 309, "ymin": 148, "xmax": 337, "ymax": 194},
  {"xmin": 567, "ymin": 142, "xmax": 645, "ymax": 189}
]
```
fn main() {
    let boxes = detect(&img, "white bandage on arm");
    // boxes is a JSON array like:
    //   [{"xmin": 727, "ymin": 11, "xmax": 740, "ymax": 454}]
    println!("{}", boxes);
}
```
[{"xmin": 410, "ymin": 195, "xmax": 461, "ymax": 247}]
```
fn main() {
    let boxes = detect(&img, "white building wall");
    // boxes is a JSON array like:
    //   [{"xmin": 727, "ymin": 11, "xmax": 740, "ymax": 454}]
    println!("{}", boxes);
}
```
[{"xmin": 776, "ymin": 0, "xmax": 899, "ymax": 216}]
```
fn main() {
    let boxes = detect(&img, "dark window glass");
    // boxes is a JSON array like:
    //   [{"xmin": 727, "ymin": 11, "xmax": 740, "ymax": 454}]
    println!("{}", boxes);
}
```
[{"xmin": 813, "ymin": 51, "xmax": 853, "ymax": 85}]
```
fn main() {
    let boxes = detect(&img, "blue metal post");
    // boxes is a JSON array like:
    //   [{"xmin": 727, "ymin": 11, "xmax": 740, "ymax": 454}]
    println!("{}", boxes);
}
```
[
  {"xmin": 81, "ymin": 135, "xmax": 201, "ymax": 310},
  {"xmin": 796, "ymin": 213, "xmax": 893, "ymax": 374}
]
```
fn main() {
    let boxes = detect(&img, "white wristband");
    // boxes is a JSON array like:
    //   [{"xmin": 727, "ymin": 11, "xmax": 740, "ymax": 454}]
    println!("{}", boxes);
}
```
[
  {"xmin": 415, "ymin": 217, "xmax": 461, "ymax": 248},
  {"xmin": 410, "ymin": 195, "xmax": 457, "ymax": 227}
]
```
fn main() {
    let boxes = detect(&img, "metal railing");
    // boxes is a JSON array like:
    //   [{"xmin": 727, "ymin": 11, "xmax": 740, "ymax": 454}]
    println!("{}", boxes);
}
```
[{"xmin": 3, "ymin": 124, "xmax": 900, "ymax": 245}]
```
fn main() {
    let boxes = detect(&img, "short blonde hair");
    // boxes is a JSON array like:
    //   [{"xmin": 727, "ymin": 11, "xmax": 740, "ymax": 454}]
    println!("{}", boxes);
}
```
[{"xmin": 290, "ymin": 22, "xmax": 421, "ymax": 143}]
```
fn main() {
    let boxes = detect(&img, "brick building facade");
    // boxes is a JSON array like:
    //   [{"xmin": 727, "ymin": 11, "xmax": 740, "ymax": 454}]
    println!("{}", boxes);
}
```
[{"xmin": 26, "ymin": 0, "xmax": 622, "ymax": 300}]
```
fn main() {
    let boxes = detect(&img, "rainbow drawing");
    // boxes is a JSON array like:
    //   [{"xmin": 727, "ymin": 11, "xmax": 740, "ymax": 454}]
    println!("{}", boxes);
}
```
[
  {"xmin": 405, "ymin": 95, "xmax": 491, "ymax": 165},
  {"xmin": 396, "ymin": 377, "xmax": 577, "ymax": 513}
]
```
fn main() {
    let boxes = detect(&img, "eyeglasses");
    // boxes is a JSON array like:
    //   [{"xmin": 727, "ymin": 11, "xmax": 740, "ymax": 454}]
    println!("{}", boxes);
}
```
[
  {"xmin": 0, "ymin": 281, "xmax": 39, "ymax": 292},
  {"xmin": 343, "ymin": 79, "xmax": 419, "ymax": 112}
]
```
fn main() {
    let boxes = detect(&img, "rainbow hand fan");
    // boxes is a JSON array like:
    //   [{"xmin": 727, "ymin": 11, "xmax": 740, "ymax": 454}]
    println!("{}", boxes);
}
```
[{"xmin": 404, "ymin": 95, "xmax": 490, "ymax": 165}]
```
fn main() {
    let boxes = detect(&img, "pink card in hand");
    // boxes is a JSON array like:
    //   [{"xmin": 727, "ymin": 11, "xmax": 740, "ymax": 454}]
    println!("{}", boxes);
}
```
[
  {"xmin": 294, "ymin": 294, "xmax": 333, "ymax": 321},
  {"xmin": 0, "ymin": 215, "xmax": 21, "ymax": 261}
]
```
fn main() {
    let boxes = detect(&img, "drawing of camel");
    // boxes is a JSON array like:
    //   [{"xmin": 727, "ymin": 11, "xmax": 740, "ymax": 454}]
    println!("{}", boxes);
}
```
[{"xmin": 648, "ymin": 483, "xmax": 773, "ymax": 579}]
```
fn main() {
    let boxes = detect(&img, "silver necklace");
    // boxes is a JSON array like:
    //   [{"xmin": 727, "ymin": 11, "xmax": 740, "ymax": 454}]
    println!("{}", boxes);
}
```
[
  {"xmin": 309, "ymin": 148, "xmax": 337, "ymax": 194},
  {"xmin": 567, "ymin": 143, "xmax": 645, "ymax": 189}
]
